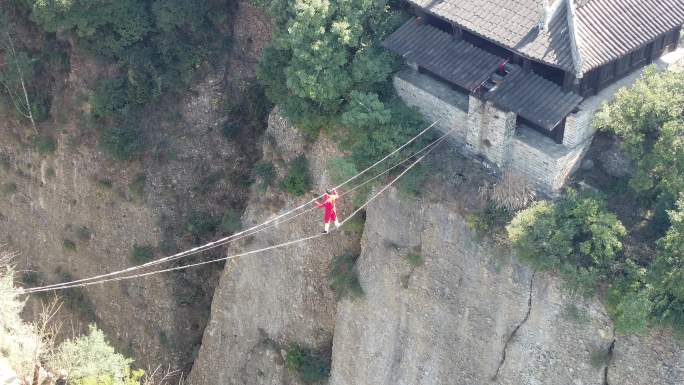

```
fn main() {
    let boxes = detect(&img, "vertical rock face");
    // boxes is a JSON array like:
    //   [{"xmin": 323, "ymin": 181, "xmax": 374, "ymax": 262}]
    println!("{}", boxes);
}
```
[
  {"xmin": 609, "ymin": 331, "xmax": 684, "ymax": 385},
  {"xmin": 189, "ymin": 110, "xmax": 358, "ymax": 385},
  {"xmin": 329, "ymin": 180, "xmax": 615, "ymax": 385}
]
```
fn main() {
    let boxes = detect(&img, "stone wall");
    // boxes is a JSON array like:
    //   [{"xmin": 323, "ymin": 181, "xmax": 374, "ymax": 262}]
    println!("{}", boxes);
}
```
[
  {"xmin": 393, "ymin": 70, "xmax": 468, "ymax": 142},
  {"xmin": 393, "ymin": 69, "xmax": 582, "ymax": 193},
  {"xmin": 510, "ymin": 126, "xmax": 590, "ymax": 192}
]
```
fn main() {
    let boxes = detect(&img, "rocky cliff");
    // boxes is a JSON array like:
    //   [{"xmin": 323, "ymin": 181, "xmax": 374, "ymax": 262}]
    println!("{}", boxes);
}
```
[
  {"xmin": 191, "ymin": 110, "xmax": 683, "ymax": 385},
  {"xmin": 0, "ymin": 0, "xmax": 271, "ymax": 370}
]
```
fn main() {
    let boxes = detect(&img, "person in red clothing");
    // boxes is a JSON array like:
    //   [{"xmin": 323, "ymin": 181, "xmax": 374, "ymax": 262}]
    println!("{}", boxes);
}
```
[{"xmin": 316, "ymin": 188, "xmax": 340, "ymax": 234}]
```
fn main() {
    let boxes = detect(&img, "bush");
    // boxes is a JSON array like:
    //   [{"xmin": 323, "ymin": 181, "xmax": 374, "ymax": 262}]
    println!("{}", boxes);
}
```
[
  {"xmin": 280, "ymin": 155, "xmax": 312, "ymax": 196},
  {"xmin": 33, "ymin": 134, "xmax": 57, "ymax": 154},
  {"xmin": 507, "ymin": 191, "xmax": 626, "ymax": 293},
  {"xmin": 2, "ymin": 182, "xmax": 17, "ymax": 196},
  {"xmin": 49, "ymin": 325, "xmax": 141, "ymax": 385},
  {"xmin": 594, "ymin": 67, "xmax": 684, "ymax": 202},
  {"xmin": 252, "ymin": 160, "xmax": 275, "ymax": 186},
  {"xmin": 129, "ymin": 244, "xmax": 154, "ymax": 264},
  {"xmin": 327, "ymin": 157, "xmax": 357, "ymax": 186},
  {"xmin": 285, "ymin": 343, "xmax": 331, "ymax": 384},
  {"xmin": 329, "ymin": 254, "xmax": 363, "ymax": 300},
  {"xmin": 99, "ymin": 125, "xmax": 142, "ymax": 161},
  {"xmin": 222, "ymin": 121, "xmax": 241, "ymax": 139},
  {"xmin": 397, "ymin": 163, "xmax": 428, "ymax": 198},
  {"xmin": 97, "ymin": 178, "xmax": 113, "ymax": 189},
  {"xmin": 221, "ymin": 207, "xmax": 242, "ymax": 234},
  {"xmin": 90, "ymin": 77, "xmax": 128, "ymax": 119},
  {"xmin": 186, "ymin": 211, "xmax": 220, "ymax": 242},
  {"xmin": 404, "ymin": 252, "xmax": 423, "ymax": 268},
  {"xmin": 63, "ymin": 239, "xmax": 77, "ymax": 252},
  {"xmin": 466, "ymin": 204, "xmax": 511, "ymax": 241},
  {"xmin": 647, "ymin": 196, "xmax": 684, "ymax": 328}
]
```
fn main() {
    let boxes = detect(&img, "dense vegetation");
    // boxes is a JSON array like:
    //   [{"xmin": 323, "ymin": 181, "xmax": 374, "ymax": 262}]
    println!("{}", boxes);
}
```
[
  {"xmin": 1, "ymin": 263, "xmax": 149, "ymax": 384},
  {"xmin": 255, "ymin": 0, "xmax": 433, "ymax": 181},
  {"xmin": 508, "ymin": 68, "xmax": 684, "ymax": 334}
]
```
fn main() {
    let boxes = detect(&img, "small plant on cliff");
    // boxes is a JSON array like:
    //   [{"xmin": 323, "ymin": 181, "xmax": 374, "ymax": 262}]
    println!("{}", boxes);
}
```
[
  {"xmin": 221, "ymin": 207, "xmax": 242, "ymax": 234},
  {"xmin": 2, "ymin": 182, "xmax": 17, "ymax": 196},
  {"xmin": 285, "ymin": 343, "xmax": 331, "ymax": 383},
  {"xmin": 63, "ymin": 239, "xmax": 77, "ymax": 252},
  {"xmin": 130, "ymin": 244, "xmax": 155, "ymax": 264},
  {"xmin": 280, "ymin": 155, "xmax": 312, "ymax": 196},
  {"xmin": 128, "ymin": 174, "xmax": 146, "ymax": 202},
  {"xmin": 33, "ymin": 134, "xmax": 57, "ymax": 154},
  {"xmin": 329, "ymin": 254, "xmax": 363, "ymax": 300},
  {"xmin": 252, "ymin": 160, "xmax": 275, "ymax": 187}
]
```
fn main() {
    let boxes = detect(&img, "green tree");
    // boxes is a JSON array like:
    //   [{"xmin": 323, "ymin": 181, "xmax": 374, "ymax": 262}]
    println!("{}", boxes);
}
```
[
  {"xmin": 595, "ymin": 67, "xmax": 684, "ymax": 200},
  {"xmin": 49, "ymin": 325, "xmax": 141, "ymax": 385},
  {"xmin": 256, "ymin": 0, "xmax": 402, "ymax": 130},
  {"xmin": 507, "ymin": 192, "xmax": 626, "ymax": 292},
  {"xmin": 649, "ymin": 195, "xmax": 684, "ymax": 327}
]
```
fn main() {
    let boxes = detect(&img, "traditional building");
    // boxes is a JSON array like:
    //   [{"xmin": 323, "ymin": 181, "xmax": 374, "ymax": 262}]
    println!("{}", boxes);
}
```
[{"xmin": 383, "ymin": 0, "xmax": 684, "ymax": 192}]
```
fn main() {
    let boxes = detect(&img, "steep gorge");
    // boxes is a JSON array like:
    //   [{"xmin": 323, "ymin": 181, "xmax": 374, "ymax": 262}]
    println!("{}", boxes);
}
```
[{"xmin": 0, "ymin": 0, "xmax": 271, "ymax": 370}]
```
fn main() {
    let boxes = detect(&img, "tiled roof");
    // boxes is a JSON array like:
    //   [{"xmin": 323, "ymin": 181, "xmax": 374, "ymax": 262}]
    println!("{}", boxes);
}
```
[
  {"xmin": 383, "ymin": 19, "xmax": 583, "ymax": 130},
  {"xmin": 408, "ymin": 0, "xmax": 684, "ymax": 75},
  {"xmin": 382, "ymin": 18, "xmax": 504, "ymax": 91},
  {"xmin": 407, "ymin": 0, "xmax": 576, "ymax": 71},
  {"xmin": 573, "ymin": 0, "xmax": 684, "ymax": 73},
  {"xmin": 485, "ymin": 66, "xmax": 584, "ymax": 130}
]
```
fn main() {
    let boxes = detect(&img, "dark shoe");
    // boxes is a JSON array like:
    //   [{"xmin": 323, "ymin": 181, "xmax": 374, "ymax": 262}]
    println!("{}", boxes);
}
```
[{"xmin": 322, "ymin": 230, "xmax": 329, "ymax": 234}]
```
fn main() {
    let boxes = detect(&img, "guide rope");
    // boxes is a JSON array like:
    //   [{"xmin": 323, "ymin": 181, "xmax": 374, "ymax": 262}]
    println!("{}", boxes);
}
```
[
  {"xmin": 25, "ymin": 130, "xmax": 450, "ymax": 294},
  {"xmin": 23, "ymin": 122, "xmax": 452, "ymax": 293}
]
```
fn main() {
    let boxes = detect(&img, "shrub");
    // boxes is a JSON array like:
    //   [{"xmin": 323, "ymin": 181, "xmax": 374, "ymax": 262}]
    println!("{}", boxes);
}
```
[
  {"xmin": 647, "ymin": 196, "xmax": 684, "ymax": 328},
  {"xmin": 280, "ymin": 156, "xmax": 312, "ymax": 196},
  {"xmin": 594, "ymin": 67, "xmax": 684, "ymax": 202},
  {"xmin": 252, "ymin": 160, "xmax": 275, "ymax": 187},
  {"xmin": 0, "ymin": 154, "xmax": 9, "ymax": 171},
  {"xmin": 90, "ymin": 77, "xmax": 128, "ymax": 119},
  {"xmin": 63, "ymin": 239, "xmax": 77, "ymax": 252},
  {"xmin": 221, "ymin": 207, "xmax": 242, "ymax": 234},
  {"xmin": 21, "ymin": 270, "xmax": 43, "ymax": 287},
  {"xmin": 466, "ymin": 204, "xmax": 511, "ymax": 241},
  {"xmin": 97, "ymin": 178, "xmax": 113, "ymax": 189},
  {"xmin": 507, "ymin": 191, "xmax": 626, "ymax": 293},
  {"xmin": 99, "ymin": 125, "xmax": 142, "ymax": 161},
  {"xmin": 329, "ymin": 254, "xmax": 363, "ymax": 300},
  {"xmin": 49, "ymin": 325, "xmax": 139, "ymax": 384},
  {"xmin": 285, "ymin": 343, "xmax": 331, "ymax": 384},
  {"xmin": 397, "ymin": 163, "xmax": 428, "ymax": 198},
  {"xmin": 404, "ymin": 252, "xmax": 423, "ymax": 268},
  {"xmin": 33, "ymin": 134, "xmax": 57, "ymax": 154},
  {"xmin": 222, "ymin": 121, "xmax": 241, "ymax": 139},
  {"xmin": 186, "ymin": 212, "xmax": 220, "ymax": 242},
  {"xmin": 2, "ymin": 182, "xmax": 17, "ymax": 196},
  {"xmin": 342, "ymin": 215, "xmax": 365, "ymax": 235},
  {"xmin": 129, "ymin": 244, "xmax": 154, "ymax": 264},
  {"xmin": 128, "ymin": 174, "xmax": 146, "ymax": 201},
  {"xmin": 561, "ymin": 303, "xmax": 590, "ymax": 325},
  {"xmin": 327, "ymin": 157, "xmax": 357, "ymax": 186}
]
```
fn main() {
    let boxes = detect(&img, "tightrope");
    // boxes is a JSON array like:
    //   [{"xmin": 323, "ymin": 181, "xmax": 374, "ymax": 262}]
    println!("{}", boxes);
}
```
[
  {"xmin": 24, "ymin": 122, "xmax": 448, "ymax": 293},
  {"xmin": 25, "ymin": 130, "xmax": 449, "ymax": 294}
]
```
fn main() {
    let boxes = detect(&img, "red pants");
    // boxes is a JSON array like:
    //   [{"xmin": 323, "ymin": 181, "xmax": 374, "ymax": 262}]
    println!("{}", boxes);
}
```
[{"xmin": 324, "ymin": 208, "xmax": 337, "ymax": 223}]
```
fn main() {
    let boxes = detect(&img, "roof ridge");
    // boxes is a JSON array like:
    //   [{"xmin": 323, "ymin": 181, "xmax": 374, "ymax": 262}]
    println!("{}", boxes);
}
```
[{"xmin": 565, "ymin": 0, "xmax": 585, "ymax": 77}]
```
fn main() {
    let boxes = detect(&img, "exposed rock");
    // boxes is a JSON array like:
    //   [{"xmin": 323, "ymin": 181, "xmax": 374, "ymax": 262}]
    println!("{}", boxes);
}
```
[
  {"xmin": 189, "ymin": 109, "xmax": 358, "ymax": 385},
  {"xmin": 329, "ymin": 183, "xmax": 614, "ymax": 385},
  {"xmin": 609, "ymin": 330, "xmax": 684, "ymax": 385}
]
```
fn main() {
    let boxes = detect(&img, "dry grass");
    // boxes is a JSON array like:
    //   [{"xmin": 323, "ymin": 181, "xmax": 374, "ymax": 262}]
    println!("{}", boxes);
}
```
[{"xmin": 479, "ymin": 171, "xmax": 536, "ymax": 212}]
